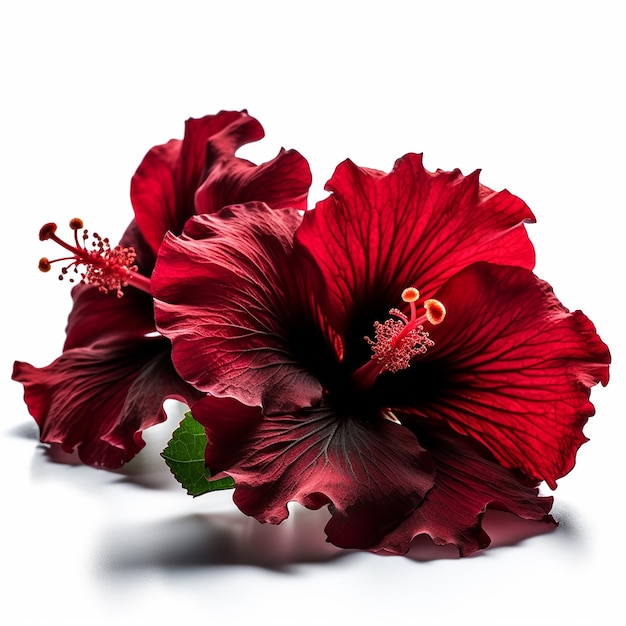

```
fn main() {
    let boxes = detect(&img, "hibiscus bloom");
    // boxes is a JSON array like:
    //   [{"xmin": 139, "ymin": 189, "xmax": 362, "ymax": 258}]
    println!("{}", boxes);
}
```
[
  {"xmin": 12, "ymin": 110, "xmax": 312, "ymax": 468},
  {"xmin": 152, "ymin": 154, "xmax": 610, "ymax": 554}
]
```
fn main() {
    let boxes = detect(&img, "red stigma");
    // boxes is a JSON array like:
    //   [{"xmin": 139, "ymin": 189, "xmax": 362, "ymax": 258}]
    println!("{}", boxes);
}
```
[
  {"xmin": 36, "ymin": 218, "xmax": 150, "ymax": 297},
  {"xmin": 39, "ymin": 223, "xmax": 57, "ymax": 241},
  {"xmin": 365, "ymin": 289, "xmax": 446, "ymax": 374}
]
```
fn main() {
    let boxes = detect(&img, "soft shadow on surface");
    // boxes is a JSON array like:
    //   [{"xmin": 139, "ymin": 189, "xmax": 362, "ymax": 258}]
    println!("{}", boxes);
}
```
[
  {"xmin": 25, "ymin": 440, "xmax": 180, "ymax": 490},
  {"xmin": 482, "ymin": 509, "xmax": 557, "ymax": 549},
  {"xmin": 382, "ymin": 510, "xmax": 559, "ymax": 562},
  {"xmin": 97, "ymin": 506, "xmax": 565, "ymax": 575},
  {"xmin": 9, "ymin": 422, "xmax": 85, "ymax": 466},
  {"xmin": 20, "ymin": 410, "xmax": 186, "ymax": 490},
  {"xmin": 16, "ymin": 399, "xmax": 187, "ymax": 488},
  {"xmin": 15, "ymin": 419, "xmax": 574, "ymax": 568},
  {"xmin": 41, "ymin": 443, "xmax": 83, "ymax": 465},
  {"xmin": 97, "ymin": 507, "xmax": 348, "ymax": 574},
  {"xmin": 7, "ymin": 420, "xmax": 41, "ymax": 441}
]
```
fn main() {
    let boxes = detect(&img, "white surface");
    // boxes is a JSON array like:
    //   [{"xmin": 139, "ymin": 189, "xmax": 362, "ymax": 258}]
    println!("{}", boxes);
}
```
[{"xmin": 1, "ymin": 2, "xmax": 623, "ymax": 624}]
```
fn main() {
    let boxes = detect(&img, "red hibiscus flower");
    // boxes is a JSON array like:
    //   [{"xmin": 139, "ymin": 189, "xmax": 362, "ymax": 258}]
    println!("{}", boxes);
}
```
[
  {"xmin": 152, "ymin": 154, "xmax": 610, "ymax": 554},
  {"xmin": 12, "ymin": 110, "xmax": 312, "ymax": 468}
]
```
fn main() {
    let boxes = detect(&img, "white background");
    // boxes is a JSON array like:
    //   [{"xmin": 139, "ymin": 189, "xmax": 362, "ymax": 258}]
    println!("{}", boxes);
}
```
[{"xmin": 1, "ymin": 1, "xmax": 623, "ymax": 624}]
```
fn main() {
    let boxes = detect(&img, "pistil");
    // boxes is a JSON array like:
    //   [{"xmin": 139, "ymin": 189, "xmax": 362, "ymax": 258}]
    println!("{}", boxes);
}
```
[
  {"xmin": 352, "ymin": 287, "xmax": 446, "ymax": 390},
  {"xmin": 38, "ymin": 219, "xmax": 152, "ymax": 297}
]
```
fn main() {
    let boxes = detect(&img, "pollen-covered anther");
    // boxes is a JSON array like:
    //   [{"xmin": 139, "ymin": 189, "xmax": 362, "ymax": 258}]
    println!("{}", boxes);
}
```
[
  {"xmin": 366, "ymin": 318, "xmax": 434, "ymax": 373},
  {"xmin": 401, "ymin": 287, "xmax": 420, "ymax": 303},
  {"xmin": 365, "ymin": 288, "xmax": 446, "ymax": 373},
  {"xmin": 424, "ymin": 299, "xmax": 446, "ymax": 325},
  {"xmin": 36, "ymin": 217, "xmax": 144, "ymax": 297}
]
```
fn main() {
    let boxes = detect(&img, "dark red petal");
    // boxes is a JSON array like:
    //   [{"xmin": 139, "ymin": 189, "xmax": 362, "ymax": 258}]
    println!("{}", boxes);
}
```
[
  {"xmin": 192, "ymin": 396, "xmax": 435, "ymax": 550},
  {"xmin": 195, "ymin": 146, "xmax": 312, "ymax": 215},
  {"xmin": 153, "ymin": 204, "xmax": 326, "ymax": 415},
  {"xmin": 187, "ymin": 112, "xmax": 264, "ymax": 195},
  {"xmin": 62, "ymin": 218, "xmax": 156, "ymax": 351},
  {"xmin": 130, "ymin": 111, "xmax": 264, "ymax": 255},
  {"xmin": 63, "ymin": 283, "xmax": 154, "ymax": 350},
  {"xmin": 295, "ymin": 154, "xmax": 535, "ymax": 338},
  {"xmin": 401, "ymin": 263, "xmax": 610, "ymax": 486},
  {"xmin": 129, "ymin": 136, "xmax": 183, "ymax": 257},
  {"xmin": 118, "ymin": 217, "xmax": 158, "ymax": 274},
  {"xmin": 372, "ymin": 427, "xmax": 554, "ymax": 556},
  {"xmin": 62, "ymin": 220, "xmax": 156, "ymax": 349},
  {"xmin": 12, "ymin": 337, "xmax": 200, "ymax": 469}
]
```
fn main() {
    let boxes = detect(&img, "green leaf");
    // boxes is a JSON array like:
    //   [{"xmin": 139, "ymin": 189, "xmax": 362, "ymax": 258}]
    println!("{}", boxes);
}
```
[{"xmin": 161, "ymin": 411, "xmax": 235, "ymax": 496}]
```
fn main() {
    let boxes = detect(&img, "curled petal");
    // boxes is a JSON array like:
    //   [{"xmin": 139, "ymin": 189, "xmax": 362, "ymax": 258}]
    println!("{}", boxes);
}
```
[
  {"xmin": 17, "ymin": 111, "xmax": 312, "ymax": 471},
  {"xmin": 131, "ymin": 111, "xmax": 256, "ymax": 255},
  {"xmin": 131, "ymin": 111, "xmax": 311, "ymax": 255},
  {"xmin": 12, "ymin": 337, "xmax": 200, "ymax": 469},
  {"xmin": 372, "ymin": 427, "xmax": 555, "ymax": 556},
  {"xmin": 398, "ymin": 263, "xmax": 610, "ymax": 486},
  {"xmin": 192, "ymin": 395, "xmax": 435, "ymax": 549},
  {"xmin": 195, "ymin": 146, "xmax": 312, "ymax": 215}
]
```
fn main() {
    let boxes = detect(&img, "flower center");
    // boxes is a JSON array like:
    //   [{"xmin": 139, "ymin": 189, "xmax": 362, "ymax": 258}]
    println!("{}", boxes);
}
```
[
  {"xmin": 38, "ymin": 218, "xmax": 151, "ymax": 297},
  {"xmin": 352, "ymin": 287, "xmax": 446, "ymax": 390},
  {"xmin": 366, "ymin": 287, "xmax": 446, "ymax": 373}
]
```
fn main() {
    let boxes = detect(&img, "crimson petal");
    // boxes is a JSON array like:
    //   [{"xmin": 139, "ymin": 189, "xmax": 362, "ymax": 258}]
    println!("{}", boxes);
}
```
[
  {"xmin": 131, "ymin": 111, "xmax": 311, "ymax": 256},
  {"xmin": 195, "ymin": 146, "xmax": 312, "ymax": 216},
  {"xmin": 192, "ymin": 395, "xmax": 435, "ymax": 549},
  {"xmin": 373, "ymin": 427, "xmax": 554, "ymax": 556},
  {"xmin": 131, "ymin": 111, "xmax": 259, "ymax": 255},
  {"xmin": 61, "ymin": 220, "xmax": 155, "ymax": 349},
  {"xmin": 12, "ymin": 337, "xmax": 200, "ymax": 468},
  {"xmin": 63, "ymin": 283, "xmax": 153, "ymax": 349},
  {"xmin": 15, "ymin": 113, "xmax": 313, "ymax": 470},
  {"xmin": 153, "ymin": 204, "xmax": 328, "ymax": 415},
  {"xmin": 398, "ymin": 262, "xmax": 610, "ymax": 486},
  {"xmin": 295, "ymin": 154, "xmax": 535, "ymax": 340}
]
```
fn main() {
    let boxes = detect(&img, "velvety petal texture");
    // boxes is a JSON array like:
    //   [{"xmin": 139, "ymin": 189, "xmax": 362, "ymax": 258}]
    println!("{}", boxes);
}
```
[
  {"xmin": 153, "ymin": 150, "xmax": 609, "ymax": 553},
  {"xmin": 131, "ymin": 111, "xmax": 311, "ymax": 255},
  {"xmin": 13, "ymin": 220, "xmax": 188, "ymax": 467},
  {"xmin": 130, "ymin": 111, "xmax": 260, "ymax": 256},
  {"xmin": 399, "ymin": 262, "xmax": 610, "ymax": 487},
  {"xmin": 13, "ymin": 111, "xmax": 313, "ymax": 468},
  {"xmin": 153, "ymin": 204, "xmax": 327, "ymax": 415},
  {"xmin": 373, "ymin": 427, "xmax": 555, "ymax": 555},
  {"xmin": 12, "ymin": 337, "xmax": 199, "ymax": 468},
  {"xmin": 194, "ymin": 146, "xmax": 311, "ymax": 216},
  {"xmin": 192, "ymin": 395, "xmax": 435, "ymax": 549},
  {"xmin": 295, "ymin": 154, "xmax": 536, "ymax": 342},
  {"xmin": 62, "ymin": 220, "xmax": 155, "ymax": 346},
  {"xmin": 17, "ymin": 112, "xmax": 610, "ymax": 556}
]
